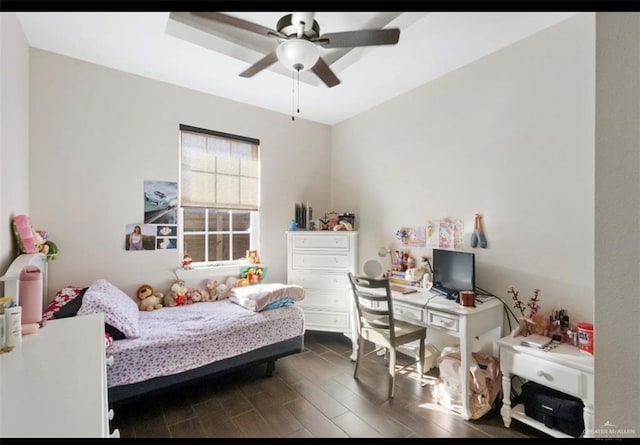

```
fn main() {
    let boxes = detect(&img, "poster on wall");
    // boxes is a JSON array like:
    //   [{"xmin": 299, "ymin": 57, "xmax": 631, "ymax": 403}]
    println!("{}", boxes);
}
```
[
  {"xmin": 427, "ymin": 217, "xmax": 464, "ymax": 249},
  {"xmin": 144, "ymin": 180, "xmax": 178, "ymax": 224},
  {"xmin": 396, "ymin": 226, "xmax": 426, "ymax": 247},
  {"xmin": 125, "ymin": 223, "xmax": 157, "ymax": 251},
  {"xmin": 156, "ymin": 224, "xmax": 177, "ymax": 250}
]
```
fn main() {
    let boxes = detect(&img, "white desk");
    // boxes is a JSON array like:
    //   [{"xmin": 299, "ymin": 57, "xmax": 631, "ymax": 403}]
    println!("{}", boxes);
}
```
[{"xmin": 350, "ymin": 287, "xmax": 504, "ymax": 420}]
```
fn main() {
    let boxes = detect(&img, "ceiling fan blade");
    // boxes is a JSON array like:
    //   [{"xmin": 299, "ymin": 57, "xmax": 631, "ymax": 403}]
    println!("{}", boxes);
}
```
[
  {"xmin": 311, "ymin": 57, "xmax": 340, "ymax": 88},
  {"xmin": 239, "ymin": 51, "xmax": 279, "ymax": 78},
  {"xmin": 192, "ymin": 12, "xmax": 286, "ymax": 39},
  {"xmin": 316, "ymin": 28, "xmax": 400, "ymax": 48}
]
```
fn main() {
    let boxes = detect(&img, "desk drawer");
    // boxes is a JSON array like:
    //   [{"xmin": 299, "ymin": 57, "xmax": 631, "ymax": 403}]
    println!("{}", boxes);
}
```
[
  {"xmin": 427, "ymin": 310, "xmax": 459, "ymax": 333},
  {"xmin": 394, "ymin": 302, "xmax": 423, "ymax": 324},
  {"xmin": 508, "ymin": 350, "xmax": 583, "ymax": 397}
]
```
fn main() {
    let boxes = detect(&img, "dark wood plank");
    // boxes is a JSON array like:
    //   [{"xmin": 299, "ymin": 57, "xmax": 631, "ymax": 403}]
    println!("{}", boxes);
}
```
[
  {"xmin": 283, "ymin": 398, "xmax": 349, "ymax": 437},
  {"xmin": 232, "ymin": 408, "xmax": 280, "ymax": 438},
  {"xmin": 332, "ymin": 411, "xmax": 385, "ymax": 437},
  {"xmin": 112, "ymin": 331, "xmax": 547, "ymax": 439},
  {"xmin": 169, "ymin": 417, "xmax": 206, "ymax": 438}
]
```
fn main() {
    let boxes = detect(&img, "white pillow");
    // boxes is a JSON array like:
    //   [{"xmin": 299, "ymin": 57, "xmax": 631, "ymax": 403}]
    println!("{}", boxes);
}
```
[{"xmin": 77, "ymin": 279, "xmax": 140, "ymax": 338}]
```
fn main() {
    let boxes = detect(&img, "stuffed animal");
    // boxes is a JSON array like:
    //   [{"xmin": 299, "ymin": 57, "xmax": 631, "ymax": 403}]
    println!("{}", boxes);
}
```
[
  {"xmin": 205, "ymin": 279, "xmax": 219, "ymax": 301},
  {"xmin": 216, "ymin": 282, "xmax": 231, "ymax": 300},
  {"xmin": 12, "ymin": 215, "xmax": 59, "ymax": 261},
  {"xmin": 166, "ymin": 279, "xmax": 188, "ymax": 307},
  {"xmin": 137, "ymin": 284, "xmax": 163, "ymax": 311},
  {"xmin": 186, "ymin": 288, "xmax": 204, "ymax": 305},
  {"xmin": 200, "ymin": 288, "xmax": 214, "ymax": 302}
]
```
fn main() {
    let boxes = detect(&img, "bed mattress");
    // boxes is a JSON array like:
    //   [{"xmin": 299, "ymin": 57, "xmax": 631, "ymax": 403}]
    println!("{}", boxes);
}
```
[{"xmin": 107, "ymin": 299, "xmax": 305, "ymax": 388}]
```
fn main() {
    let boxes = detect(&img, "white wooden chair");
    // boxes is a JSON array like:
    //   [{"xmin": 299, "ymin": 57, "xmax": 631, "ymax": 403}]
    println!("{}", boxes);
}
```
[{"xmin": 348, "ymin": 272, "xmax": 427, "ymax": 398}]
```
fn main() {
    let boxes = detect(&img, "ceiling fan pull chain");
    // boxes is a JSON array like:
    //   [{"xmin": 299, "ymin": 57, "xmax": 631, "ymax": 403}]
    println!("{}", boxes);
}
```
[
  {"xmin": 297, "ymin": 69, "xmax": 300, "ymax": 115},
  {"xmin": 291, "ymin": 69, "xmax": 295, "ymax": 121}
]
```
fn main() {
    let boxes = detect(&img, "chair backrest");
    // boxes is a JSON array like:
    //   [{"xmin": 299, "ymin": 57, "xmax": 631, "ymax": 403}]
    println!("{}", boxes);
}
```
[{"xmin": 348, "ymin": 273, "xmax": 395, "ymax": 336}]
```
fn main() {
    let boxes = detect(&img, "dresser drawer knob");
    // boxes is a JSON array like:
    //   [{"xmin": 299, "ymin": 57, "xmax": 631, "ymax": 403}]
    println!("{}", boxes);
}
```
[
  {"xmin": 108, "ymin": 409, "xmax": 114, "ymax": 420},
  {"xmin": 536, "ymin": 370, "xmax": 547, "ymax": 378},
  {"xmin": 106, "ymin": 355, "xmax": 115, "ymax": 366}
]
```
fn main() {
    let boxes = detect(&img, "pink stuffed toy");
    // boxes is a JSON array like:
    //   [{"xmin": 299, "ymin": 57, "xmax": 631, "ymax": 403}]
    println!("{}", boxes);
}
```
[
  {"xmin": 12, "ymin": 214, "xmax": 39, "ymax": 254},
  {"xmin": 12, "ymin": 215, "xmax": 58, "ymax": 260}
]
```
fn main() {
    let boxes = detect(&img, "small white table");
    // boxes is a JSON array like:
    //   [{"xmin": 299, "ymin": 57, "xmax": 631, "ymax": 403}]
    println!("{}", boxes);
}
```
[
  {"xmin": 498, "ymin": 335, "xmax": 594, "ymax": 438},
  {"xmin": 0, "ymin": 313, "xmax": 116, "ymax": 438}
]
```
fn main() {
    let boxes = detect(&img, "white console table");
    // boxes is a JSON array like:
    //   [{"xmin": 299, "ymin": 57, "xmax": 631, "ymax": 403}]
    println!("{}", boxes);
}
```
[
  {"xmin": 351, "ymin": 287, "xmax": 504, "ymax": 420},
  {"xmin": 0, "ymin": 313, "xmax": 117, "ymax": 438},
  {"xmin": 498, "ymin": 335, "xmax": 594, "ymax": 438}
]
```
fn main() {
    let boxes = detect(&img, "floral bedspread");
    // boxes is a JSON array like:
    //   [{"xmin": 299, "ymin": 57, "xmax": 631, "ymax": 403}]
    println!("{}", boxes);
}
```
[{"xmin": 106, "ymin": 299, "xmax": 305, "ymax": 388}]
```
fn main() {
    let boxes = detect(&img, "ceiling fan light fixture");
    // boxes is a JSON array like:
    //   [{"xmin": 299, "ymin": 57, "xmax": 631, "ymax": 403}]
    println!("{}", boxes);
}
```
[{"xmin": 276, "ymin": 39, "xmax": 319, "ymax": 72}]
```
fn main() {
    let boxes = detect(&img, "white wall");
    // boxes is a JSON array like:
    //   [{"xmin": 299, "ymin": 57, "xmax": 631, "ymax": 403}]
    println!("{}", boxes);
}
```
[
  {"xmin": 28, "ymin": 49, "xmax": 331, "ymax": 300},
  {"xmin": 0, "ymin": 13, "xmax": 30, "ymax": 286},
  {"xmin": 594, "ymin": 12, "xmax": 640, "ymax": 436},
  {"xmin": 331, "ymin": 14, "xmax": 595, "ymax": 328}
]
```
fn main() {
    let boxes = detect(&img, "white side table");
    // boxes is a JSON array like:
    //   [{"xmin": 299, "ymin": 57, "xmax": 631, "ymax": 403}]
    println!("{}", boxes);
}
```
[
  {"xmin": 0, "ymin": 313, "xmax": 113, "ymax": 437},
  {"xmin": 498, "ymin": 335, "xmax": 594, "ymax": 438}
]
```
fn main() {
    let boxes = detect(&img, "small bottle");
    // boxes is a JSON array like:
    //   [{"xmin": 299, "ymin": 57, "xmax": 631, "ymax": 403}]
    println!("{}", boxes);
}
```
[{"xmin": 5, "ymin": 305, "xmax": 22, "ymax": 347}]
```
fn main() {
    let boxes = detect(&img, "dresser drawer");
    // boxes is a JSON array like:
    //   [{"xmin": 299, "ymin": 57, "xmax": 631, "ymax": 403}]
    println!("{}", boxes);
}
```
[
  {"xmin": 507, "ymin": 349, "xmax": 583, "ymax": 396},
  {"xmin": 292, "ymin": 253, "xmax": 351, "ymax": 270},
  {"xmin": 427, "ymin": 310, "xmax": 459, "ymax": 333},
  {"xmin": 298, "ymin": 289, "xmax": 349, "ymax": 311},
  {"xmin": 293, "ymin": 234, "xmax": 350, "ymax": 250},
  {"xmin": 303, "ymin": 310, "xmax": 350, "ymax": 332},
  {"xmin": 289, "ymin": 271, "xmax": 348, "ymax": 290}
]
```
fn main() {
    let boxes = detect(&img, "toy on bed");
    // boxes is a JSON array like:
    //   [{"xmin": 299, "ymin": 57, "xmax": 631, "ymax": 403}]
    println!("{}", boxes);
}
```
[
  {"xmin": 164, "ymin": 278, "xmax": 188, "ymax": 307},
  {"xmin": 136, "ymin": 284, "xmax": 163, "ymax": 311},
  {"xmin": 21, "ymin": 264, "xmax": 305, "ymax": 407},
  {"xmin": 12, "ymin": 214, "xmax": 59, "ymax": 261}
]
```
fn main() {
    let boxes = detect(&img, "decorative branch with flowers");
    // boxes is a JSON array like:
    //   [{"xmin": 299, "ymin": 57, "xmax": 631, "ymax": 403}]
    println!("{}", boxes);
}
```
[{"xmin": 508, "ymin": 285, "xmax": 542, "ymax": 337}]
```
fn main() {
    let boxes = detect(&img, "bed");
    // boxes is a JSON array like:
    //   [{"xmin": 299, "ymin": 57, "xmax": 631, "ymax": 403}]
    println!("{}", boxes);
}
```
[{"xmin": 1, "ymin": 254, "xmax": 306, "ymax": 407}]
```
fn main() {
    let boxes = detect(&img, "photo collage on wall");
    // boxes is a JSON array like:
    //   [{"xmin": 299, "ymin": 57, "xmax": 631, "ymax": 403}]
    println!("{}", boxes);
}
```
[{"xmin": 125, "ymin": 180, "xmax": 178, "ymax": 251}]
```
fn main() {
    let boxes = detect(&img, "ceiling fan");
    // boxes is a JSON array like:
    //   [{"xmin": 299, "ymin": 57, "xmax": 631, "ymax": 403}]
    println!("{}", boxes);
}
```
[{"xmin": 191, "ymin": 12, "xmax": 401, "ymax": 88}]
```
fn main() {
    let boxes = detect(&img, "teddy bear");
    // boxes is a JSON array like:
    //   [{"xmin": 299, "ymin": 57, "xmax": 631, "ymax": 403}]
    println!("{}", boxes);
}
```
[
  {"xmin": 165, "ymin": 279, "xmax": 188, "ymax": 307},
  {"xmin": 137, "ymin": 284, "xmax": 163, "ymax": 311},
  {"xmin": 200, "ymin": 287, "xmax": 214, "ymax": 302},
  {"xmin": 205, "ymin": 279, "xmax": 219, "ymax": 301},
  {"xmin": 216, "ymin": 282, "xmax": 231, "ymax": 300},
  {"xmin": 186, "ymin": 288, "xmax": 204, "ymax": 305}
]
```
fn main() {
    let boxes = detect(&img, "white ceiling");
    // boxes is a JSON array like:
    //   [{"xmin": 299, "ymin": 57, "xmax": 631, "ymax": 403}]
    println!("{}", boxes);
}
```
[{"xmin": 15, "ymin": 12, "xmax": 578, "ymax": 126}]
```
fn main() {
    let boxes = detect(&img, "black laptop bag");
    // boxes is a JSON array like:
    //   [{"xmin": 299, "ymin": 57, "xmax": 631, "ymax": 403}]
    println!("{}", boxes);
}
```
[{"xmin": 515, "ymin": 381, "xmax": 585, "ymax": 437}]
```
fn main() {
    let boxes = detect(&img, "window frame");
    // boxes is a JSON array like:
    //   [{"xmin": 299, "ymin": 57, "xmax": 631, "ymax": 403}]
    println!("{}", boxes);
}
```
[{"xmin": 178, "ymin": 125, "xmax": 260, "ymax": 267}]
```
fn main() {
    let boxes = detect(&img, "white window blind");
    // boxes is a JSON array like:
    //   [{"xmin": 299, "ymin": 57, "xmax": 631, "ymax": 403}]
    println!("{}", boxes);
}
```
[{"xmin": 180, "ymin": 126, "xmax": 260, "ymax": 210}]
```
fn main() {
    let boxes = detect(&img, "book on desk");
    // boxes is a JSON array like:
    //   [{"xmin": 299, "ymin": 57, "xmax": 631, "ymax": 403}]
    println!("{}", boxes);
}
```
[{"xmin": 390, "ymin": 284, "xmax": 418, "ymax": 294}]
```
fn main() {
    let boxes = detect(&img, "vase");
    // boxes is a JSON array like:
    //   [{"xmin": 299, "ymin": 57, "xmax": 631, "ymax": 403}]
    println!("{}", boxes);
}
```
[
  {"xmin": 530, "ymin": 313, "xmax": 548, "ymax": 335},
  {"xmin": 511, "ymin": 317, "xmax": 532, "ymax": 337}
]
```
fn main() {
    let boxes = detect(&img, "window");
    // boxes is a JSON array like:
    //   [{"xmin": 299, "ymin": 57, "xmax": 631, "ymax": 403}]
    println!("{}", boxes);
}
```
[{"xmin": 179, "ymin": 124, "xmax": 260, "ymax": 265}]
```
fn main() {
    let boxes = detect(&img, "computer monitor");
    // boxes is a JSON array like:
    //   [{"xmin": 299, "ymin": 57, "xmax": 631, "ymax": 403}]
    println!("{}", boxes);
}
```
[{"xmin": 431, "ymin": 248, "xmax": 475, "ymax": 299}]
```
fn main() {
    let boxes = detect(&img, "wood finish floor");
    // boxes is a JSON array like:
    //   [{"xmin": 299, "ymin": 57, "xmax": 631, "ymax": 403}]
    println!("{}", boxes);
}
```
[{"xmin": 110, "ymin": 331, "xmax": 546, "ymax": 439}]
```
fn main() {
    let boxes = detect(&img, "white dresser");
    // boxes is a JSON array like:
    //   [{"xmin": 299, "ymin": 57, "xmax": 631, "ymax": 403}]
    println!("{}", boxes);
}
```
[
  {"xmin": 286, "ymin": 231, "xmax": 358, "ymax": 336},
  {"xmin": 0, "ymin": 313, "xmax": 118, "ymax": 438}
]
